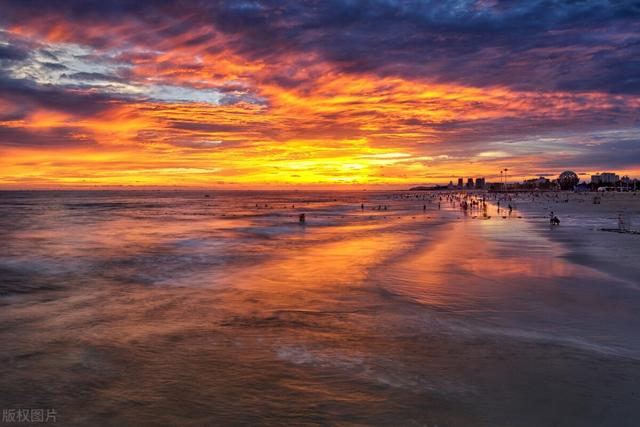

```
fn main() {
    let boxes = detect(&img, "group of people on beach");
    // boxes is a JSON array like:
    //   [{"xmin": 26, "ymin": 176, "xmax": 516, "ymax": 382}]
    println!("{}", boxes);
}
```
[{"xmin": 246, "ymin": 190, "xmax": 586, "ymax": 228}]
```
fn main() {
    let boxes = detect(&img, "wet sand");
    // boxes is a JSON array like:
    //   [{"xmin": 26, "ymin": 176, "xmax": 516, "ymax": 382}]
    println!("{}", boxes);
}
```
[
  {"xmin": 494, "ymin": 191, "xmax": 640, "ymax": 284},
  {"xmin": 1, "ymin": 190, "xmax": 639, "ymax": 426}
]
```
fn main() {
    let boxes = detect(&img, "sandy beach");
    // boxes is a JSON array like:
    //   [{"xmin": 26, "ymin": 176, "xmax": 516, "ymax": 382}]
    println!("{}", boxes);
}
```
[{"xmin": 491, "ymin": 191, "xmax": 640, "ymax": 284}]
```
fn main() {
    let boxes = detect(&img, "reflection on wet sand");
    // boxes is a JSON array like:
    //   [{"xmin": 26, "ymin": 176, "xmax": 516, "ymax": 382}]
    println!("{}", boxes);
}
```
[{"xmin": 1, "ymin": 190, "xmax": 639, "ymax": 426}]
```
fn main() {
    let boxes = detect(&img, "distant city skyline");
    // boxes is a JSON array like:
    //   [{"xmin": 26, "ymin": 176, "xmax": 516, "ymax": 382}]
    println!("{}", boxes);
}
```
[
  {"xmin": 438, "ymin": 170, "xmax": 638, "ymax": 191},
  {"xmin": 412, "ymin": 169, "xmax": 638, "ymax": 192}
]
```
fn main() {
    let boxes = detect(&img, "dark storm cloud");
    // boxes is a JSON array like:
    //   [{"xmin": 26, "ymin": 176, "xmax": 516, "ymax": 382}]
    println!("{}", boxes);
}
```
[
  {"xmin": 1, "ymin": 1, "xmax": 639, "ymax": 94},
  {"xmin": 281, "ymin": 0, "xmax": 640, "ymax": 94},
  {"xmin": 0, "ymin": 125, "xmax": 94, "ymax": 147},
  {"xmin": 0, "ymin": 0, "xmax": 155, "ymax": 24},
  {"xmin": 0, "ymin": 44, "xmax": 28, "ymax": 61},
  {"xmin": 182, "ymin": 32, "xmax": 216, "ymax": 47},
  {"xmin": 543, "ymin": 139, "xmax": 640, "ymax": 171},
  {"xmin": 0, "ymin": 74, "xmax": 124, "ymax": 116},
  {"xmin": 61, "ymin": 71, "xmax": 126, "ymax": 83},
  {"xmin": 0, "ymin": 108, "xmax": 27, "ymax": 122},
  {"xmin": 40, "ymin": 62, "xmax": 68, "ymax": 71}
]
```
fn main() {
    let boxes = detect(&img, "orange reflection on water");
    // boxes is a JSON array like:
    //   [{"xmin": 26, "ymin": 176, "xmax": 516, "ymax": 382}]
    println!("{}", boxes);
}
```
[{"xmin": 373, "ymin": 211, "xmax": 595, "ymax": 312}]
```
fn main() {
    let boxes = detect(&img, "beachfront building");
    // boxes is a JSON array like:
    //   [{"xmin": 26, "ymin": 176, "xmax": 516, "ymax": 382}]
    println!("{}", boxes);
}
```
[
  {"xmin": 475, "ymin": 177, "xmax": 486, "ymax": 189},
  {"xmin": 591, "ymin": 172, "xmax": 619, "ymax": 185},
  {"xmin": 522, "ymin": 176, "xmax": 551, "ymax": 189},
  {"xmin": 621, "ymin": 177, "xmax": 640, "ymax": 191},
  {"xmin": 591, "ymin": 172, "xmax": 621, "ymax": 189},
  {"xmin": 600, "ymin": 172, "xmax": 619, "ymax": 185},
  {"xmin": 466, "ymin": 178, "xmax": 474, "ymax": 189},
  {"xmin": 457, "ymin": 178, "xmax": 463, "ymax": 189}
]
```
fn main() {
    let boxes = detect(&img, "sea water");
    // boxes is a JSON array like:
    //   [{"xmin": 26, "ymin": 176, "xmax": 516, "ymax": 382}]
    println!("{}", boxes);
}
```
[{"xmin": 1, "ymin": 190, "xmax": 639, "ymax": 426}]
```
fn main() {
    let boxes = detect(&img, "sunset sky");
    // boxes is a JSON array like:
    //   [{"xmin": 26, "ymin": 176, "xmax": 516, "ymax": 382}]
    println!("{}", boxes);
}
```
[{"xmin": 0, "ymin": 0, "xmax": 639, "ymax": 188}]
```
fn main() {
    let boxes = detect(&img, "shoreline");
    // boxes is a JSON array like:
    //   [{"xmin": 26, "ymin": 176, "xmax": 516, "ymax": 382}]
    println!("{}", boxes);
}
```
[{"xmin": 498, "ymin": 191, "xmax": 640, "ymax": 285}]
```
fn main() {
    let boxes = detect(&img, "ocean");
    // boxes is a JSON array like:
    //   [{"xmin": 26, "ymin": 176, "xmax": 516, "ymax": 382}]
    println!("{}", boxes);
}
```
[{"xmin": 1, "ymin": 190, "xmax": 639, "ymax": 426}]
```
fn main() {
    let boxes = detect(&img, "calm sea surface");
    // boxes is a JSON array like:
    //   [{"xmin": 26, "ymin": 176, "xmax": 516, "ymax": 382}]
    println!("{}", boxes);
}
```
[{"xmin": 1, "ymin": 190, "xmax": 639, "ymax": 426}]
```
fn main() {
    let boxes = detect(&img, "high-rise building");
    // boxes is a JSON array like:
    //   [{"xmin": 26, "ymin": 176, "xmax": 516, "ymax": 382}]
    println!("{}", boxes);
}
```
[
  {"xmin": 457, "ymin": 178, "xmax": 463, "ymax": 189},
  {"xmin": 591, "ymin": 172, "xmax": 619, "ymax": 186},
  {"xmin": 466, "ymin": 178, "xmax": 474, "ymax": 189},
  {"xmin": 600, "ymin": 172, "xmax": 619, "ymax": 184},
  {"xmin": 475, "ymin": 177, "xmax": 485, "ymax": 189}
]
